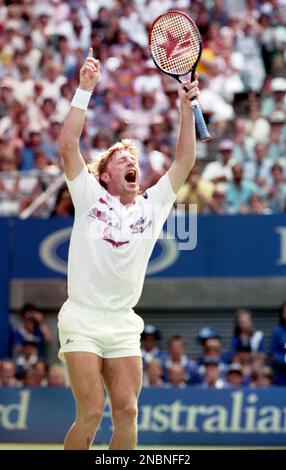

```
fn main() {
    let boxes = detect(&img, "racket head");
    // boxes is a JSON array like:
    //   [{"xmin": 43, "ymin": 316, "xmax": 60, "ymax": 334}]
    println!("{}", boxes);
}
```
[{"xmin": 149, "ymin": 10, "xmax": 202, "ymax": 78}]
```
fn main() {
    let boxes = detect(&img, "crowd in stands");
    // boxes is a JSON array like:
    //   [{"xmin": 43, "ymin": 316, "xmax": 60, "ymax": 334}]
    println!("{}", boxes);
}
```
[
  {"xmin": 1, "ymin": 302, "xmax": 286, "ymax": 388},
  {"xmin": 0, "ymin": 303, "xmax": 69, "ymax": 387},
  {"xmin": 0, "ymin": 0, "xmax": 286, "ymax": 216},
  {"xmin": 141, "ymin": 304, "xmax": 286, "ymax": 388}
]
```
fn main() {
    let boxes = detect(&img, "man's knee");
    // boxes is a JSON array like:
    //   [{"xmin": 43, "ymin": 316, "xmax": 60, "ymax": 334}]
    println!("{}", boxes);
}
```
[
  {"xmin": 112, "ymin": 402, "xmax": 138, "ymax": 425},
  {"xmin": 77, "ymin": 397, "xmax": 104, "ymax": 428}
]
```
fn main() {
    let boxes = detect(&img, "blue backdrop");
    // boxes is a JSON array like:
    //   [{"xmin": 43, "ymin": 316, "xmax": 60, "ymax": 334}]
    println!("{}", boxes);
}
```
[
  {"xmin": 6, "ymin": 214, "xmax": 286, "ymax": 279},
  {"xmin": 1, "ymin": 387, "xmax": 286, "ymax": 446}
]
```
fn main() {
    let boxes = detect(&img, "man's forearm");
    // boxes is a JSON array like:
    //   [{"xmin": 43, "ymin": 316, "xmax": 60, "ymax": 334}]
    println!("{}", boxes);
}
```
[
  {"xmin": 168, "ymin": 79, "xmax": 199, "ymax": 194},
  {"xmin": 59, "ymin": 107, "xmax": 86, "ymax": 150},
  {"xmin": 176, "ymin": 108, "xmax": 196, "ymax": 172},
  {"xmin": 58, "ymin": 48, "xmax": 100, "ymax": 180}
]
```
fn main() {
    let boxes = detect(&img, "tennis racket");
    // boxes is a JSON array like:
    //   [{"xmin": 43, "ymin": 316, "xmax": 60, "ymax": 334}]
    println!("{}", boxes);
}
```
[{"xmin": 149, "ymin": 10, "xmax": 211, "ymax": 142}]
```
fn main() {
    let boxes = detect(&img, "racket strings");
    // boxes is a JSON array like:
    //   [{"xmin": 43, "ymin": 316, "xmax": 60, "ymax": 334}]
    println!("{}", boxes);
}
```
[{"xmin": 151, "ymin": 13, "xmax": 200, "ymax": 75}]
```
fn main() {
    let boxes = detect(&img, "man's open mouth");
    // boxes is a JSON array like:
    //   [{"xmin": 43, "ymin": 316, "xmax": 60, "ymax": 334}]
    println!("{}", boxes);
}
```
[{"xmin": 125, "ymin": 169, "xmax": 136, "ymax": 183}]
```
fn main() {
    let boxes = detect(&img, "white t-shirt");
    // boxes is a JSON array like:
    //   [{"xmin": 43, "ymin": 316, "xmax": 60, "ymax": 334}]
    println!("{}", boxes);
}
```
[{"xmin": 65, "ymin": 167, "xmax": 176, "ymax": 311}]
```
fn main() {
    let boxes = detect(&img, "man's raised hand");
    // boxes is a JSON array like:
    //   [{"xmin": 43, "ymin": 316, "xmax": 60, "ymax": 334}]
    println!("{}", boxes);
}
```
[{"xmin": 79, "ymin": 47, "xmax": 100, "ymax": 92}]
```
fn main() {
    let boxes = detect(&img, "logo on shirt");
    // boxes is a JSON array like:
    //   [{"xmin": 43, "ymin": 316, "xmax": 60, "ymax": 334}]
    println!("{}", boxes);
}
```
[
  {"xmin": 88, "ymin": 206, "xmax": 120, "ymax": 229},
  {"xmin": 130, "ymin": 217, "xmax": 152, "ymax": 234}
]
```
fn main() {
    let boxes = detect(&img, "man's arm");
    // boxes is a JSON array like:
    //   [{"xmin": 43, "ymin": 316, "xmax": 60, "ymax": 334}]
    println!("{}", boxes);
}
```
[
  {"xmin": 168, "ymin": 78, "xmax": 199, "ymax": 194},
  {"xmin": 59, "ymin": 47, "xmax": 100, "ymax": 181}
]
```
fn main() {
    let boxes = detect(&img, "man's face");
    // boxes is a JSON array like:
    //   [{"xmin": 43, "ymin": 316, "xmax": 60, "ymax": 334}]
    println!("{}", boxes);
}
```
[
  {"xmin": 169, "ymin": 339, "xmax": 184, "ymax": 357},
  {"xmin": 232, "ymin": 164, "xmax": 243, "ymax": 182},
  {"xmin": 101, "ymin": 150, "xmax": 141, "ymax": 201}
]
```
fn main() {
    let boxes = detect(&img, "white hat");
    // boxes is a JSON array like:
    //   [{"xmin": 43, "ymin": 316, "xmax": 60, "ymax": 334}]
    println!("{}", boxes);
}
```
[{"xmin": 271, "ymin": 77, "xmax": 286, "ymax": 92}]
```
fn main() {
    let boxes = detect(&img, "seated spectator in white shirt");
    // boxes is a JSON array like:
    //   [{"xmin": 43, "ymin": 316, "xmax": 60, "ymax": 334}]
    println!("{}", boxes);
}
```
[
  {"xmin": 267, "ymin": 111, "xmax": 286, "ymax": 161},
  {"xmin": 202, "ymin": 139, "xmax": 234, "ymax": 184},
  {"xmin": 261, "ymin": 77, "xmax": 286, "ymax": 118}
]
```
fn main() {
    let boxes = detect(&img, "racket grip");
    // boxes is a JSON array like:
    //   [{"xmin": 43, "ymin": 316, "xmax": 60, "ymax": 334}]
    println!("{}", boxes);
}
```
[{"xmin": 191, "ymin": 100, "xmax": 211, "ymax": 142}]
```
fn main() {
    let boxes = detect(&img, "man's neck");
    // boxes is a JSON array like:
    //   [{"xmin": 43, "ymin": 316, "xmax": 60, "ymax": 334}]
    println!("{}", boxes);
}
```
[{"xmin": 107, "ymin": 188, "xmax": 136, "ymax": 207}]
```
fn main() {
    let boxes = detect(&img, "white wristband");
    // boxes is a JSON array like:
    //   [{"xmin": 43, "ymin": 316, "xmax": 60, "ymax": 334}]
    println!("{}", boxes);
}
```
[{"xmin": 71, "ymin": 88, "xmax": 92, "ymax": 111}]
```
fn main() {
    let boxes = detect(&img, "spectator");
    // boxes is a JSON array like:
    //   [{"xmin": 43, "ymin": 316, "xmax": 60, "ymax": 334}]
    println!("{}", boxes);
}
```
[
  {"xmin": 0, "ymin": 149, "xmax": 20, "ymax": 216},
  {"xmin": 167, "ymin": 364, "xmax": 187, "ymax": 388},
  {"xmin": 202, "ymin": 139, "xmax": 234, "ymax": 184},
  {"xmin": 231, "ymin": 309, "xmax": 265, "ymax": 359},
  {"xmin": 176, "ymin": 164, "xmax": 215, "ymax": 213},
  {"xmin": 197, "ymin": 327, "xmax": 230, "ymax": 364},
  {"xmin": 12, "ymin": 303, "xmax": 53, "ymax": 358},
  {"xmin": 87, "ymin": 88, "xmax": 119, "ymax": 131},
  {"xmin": 226, "ymin": 363, "xmax": 244, "ymax": 388},
  {"xmin": 244, "ymin": 142, "xmax": 272, "ymax": 189},
  {"xmin": 48, "ymin": 364, "xmax": 67, "ymax": 387},
  {"xmin": 267, "ymin": 110, "xmax": 286, "ymax": 161},
  {"xmin": 232, "ymin": 340, "xmax": 254, "ymax": 383},
  {"xmin": 204, "ymin": 184, "xmax": 226, "ymax": 214},
  {"xmin": 197, "ymin": 337, "xmax": 229, "ymax": 380},
  {"xmin": 197, "ymin": 326, "xmax": 221, "ymax": 345},
  {"xmin": 162, "ymin": 336, "xmax": 201, "ymax": 386},
  {"xmin": 250, "ymin": 365, "xmax": 274, "ymax": 388},
  {"xmin": 50, "ymin": 186, "xmax": 74, "ymax": 217},
  {"xmin": 241, "ymin": 193, "xmax": 271, "ymax": 214},
  {"xmin": 225, "ymin": 163, "xmax": 258, "ymax": 214},
  {"xmin": 267, "ymin": 163, "xmax": 286, "ymax": 212},
  {"xmin": 144, "ymin": 359, "xmax": 164, "ymax": 387},
  {"xmin": 33, "ymin": 359, "xmax": 49, "ymax": 387},
  {"xmin": 15, "ymin": 341, "xmax": 39, "ymax": 379},
  {"xmin": 261, "ymin": 77, "xmax": 286, "ymax": 118},
  {"xmin": 23, "ymin": 368, "xmax": 37, "ymax": 387},
  {"xmin": 200, "ymin": 357, "xmax": 227, "ymax": 389},
  {"xmin": 141, "ymin": 325, "xmax": 163, "ymax": 369},
  {"xmin": 0, "ymin": 359, "xmax": 21, "ymax": 387}
]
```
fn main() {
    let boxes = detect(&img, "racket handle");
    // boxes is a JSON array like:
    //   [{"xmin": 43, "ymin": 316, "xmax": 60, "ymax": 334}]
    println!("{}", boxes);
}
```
[{"xmin": 191, "ymin": 99, "xmax": 211, "ymax": 142}]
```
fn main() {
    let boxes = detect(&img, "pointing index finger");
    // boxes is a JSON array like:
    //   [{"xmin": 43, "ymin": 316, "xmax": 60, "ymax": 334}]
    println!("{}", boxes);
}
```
[{"xmin": 88, "ymin": 47, "xmax": 93, "ymax": 58}]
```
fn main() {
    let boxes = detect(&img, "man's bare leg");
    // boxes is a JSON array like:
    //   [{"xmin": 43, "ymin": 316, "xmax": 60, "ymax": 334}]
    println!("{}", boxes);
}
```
[
  {"xmin": 64, "ymin": 352, "xmax": 104, "ymax": 450},
  {"xmin": 102, "ymin": 356, "xmax": 142, "ymax": 450}
]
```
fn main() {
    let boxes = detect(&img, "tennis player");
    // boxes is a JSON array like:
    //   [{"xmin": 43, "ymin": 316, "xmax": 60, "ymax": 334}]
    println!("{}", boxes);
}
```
[{"xmin": 58, "ymin": 47, "xmax": 199, "ymax": 450}]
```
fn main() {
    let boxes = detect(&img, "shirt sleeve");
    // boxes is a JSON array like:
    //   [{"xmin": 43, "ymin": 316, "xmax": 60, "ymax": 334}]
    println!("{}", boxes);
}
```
[
  {"xmin": 65, "ymin": 166, "xmax": 103, "ymax": 215},
  {"xmin": 146, "ymin": 172, "xmax": 177, "ymax": 207},
  {"xmin": 145, "ymin": 173, "xmax": 177, "ymax": 233}
]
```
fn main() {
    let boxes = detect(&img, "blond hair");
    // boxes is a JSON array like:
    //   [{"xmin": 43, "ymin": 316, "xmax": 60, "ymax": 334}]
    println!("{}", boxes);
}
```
[{"xmin": 87, "ymin": 139, "xmax": 139, "ymax": 187}]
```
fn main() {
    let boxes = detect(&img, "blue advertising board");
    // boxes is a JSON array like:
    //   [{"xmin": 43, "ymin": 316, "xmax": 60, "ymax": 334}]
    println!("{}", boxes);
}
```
[
  {"xmin": 0, "ymin": 219, "xmax": 10, "ymax": 358},
  {"xmin": 0, "ymin": 387, "xmax": 286, "ymax": 446},
  {"xmin": 8, "ymin": 214, "xmax": 286, "ymax": 279}
]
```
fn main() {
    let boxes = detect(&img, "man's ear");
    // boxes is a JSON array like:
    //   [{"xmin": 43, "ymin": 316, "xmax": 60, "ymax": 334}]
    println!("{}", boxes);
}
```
[{"xmin": 100, "ymin": 172, "xmax": 110, "ymax": 184}]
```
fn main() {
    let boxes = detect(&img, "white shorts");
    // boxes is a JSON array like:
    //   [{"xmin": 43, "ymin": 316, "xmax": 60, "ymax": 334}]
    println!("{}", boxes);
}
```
[{"xmin": 58, "ymin": 299, "xmax": 144, "ymax": 361}]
